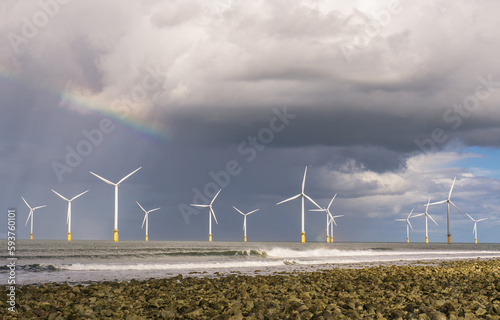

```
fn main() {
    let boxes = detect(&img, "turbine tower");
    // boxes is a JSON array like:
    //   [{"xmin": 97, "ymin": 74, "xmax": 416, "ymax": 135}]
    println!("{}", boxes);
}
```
[
  {"xmin": 90, "ymin": 167, "xmax": 141, "ymax": 242},
  {"xmin": 427, "ymin": 177, "xmax": 465, "ymax": 244},
  {"xmin": 395, "ymin": 209, "xmax": 422, "ymax": 243},
  {"xmin": 466, "ymin": 213, "xmax": 487, "ymax": 244},
  {"xmin": 136, "ymin": 202, "xmax": 160, "ymax": 241},
  {"xmin": 51, "ymin": 189, "xmax": 89, "ymax": 241},
  {"xmin": 277, "ymin": 166, "xmax": 322, "ymax": 243},
  {"xmin": 191, "ymin": 189, "xmax": 221, "ymax": 242},
  {"xmin": 309, "ymin": 193, "xmax": 344, "ymax": 243},
  {"xmin": 233, "ymin": 206, "xmax": 259, "ymax": 242},
  {"xmin": 22, "ymin": 197, "xmax": 46, "ymax": 240}
]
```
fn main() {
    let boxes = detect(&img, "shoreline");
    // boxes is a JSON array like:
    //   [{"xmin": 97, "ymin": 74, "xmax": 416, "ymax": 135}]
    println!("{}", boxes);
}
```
[{"xmin": 2, "ymin": 258, "xmax": 499, "ymax": 319}]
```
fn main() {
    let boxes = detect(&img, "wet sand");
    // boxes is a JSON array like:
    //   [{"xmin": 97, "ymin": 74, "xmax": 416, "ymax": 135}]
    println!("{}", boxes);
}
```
[{"xmin": 1, "ymin": 258, "xmax": 499, "ymax": 319}]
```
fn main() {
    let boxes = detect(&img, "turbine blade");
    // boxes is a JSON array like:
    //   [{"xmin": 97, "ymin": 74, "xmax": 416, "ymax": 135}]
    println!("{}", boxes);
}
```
[
  {"xmin": 407, "ymin": 209, "xmax": 414, "ymax": 219},
  {"xmin": 450, "ymin": 201, "xmax": 466, "ymax": 217},
  {"xmin": 210, "ymin": 207, "xmax": 218, "ymax": 225},
  {"xmin": 141, "ymin": 213, "xmax": 147, "ymax": 229},
  {"xmin": 408, "ymin": 220, "xmax": 413, "ymax": 231},
  {"xmin": 52, "ymin": 189, "xmax": 69, "ymax": 201},
  {"xmin": 476, "ymin": 218, "xmax": 488, "ymax": 222},
  {"xmin": 71, "ymin": 190, "xmax": 89, "ymax": 201},
  {"xmin": 25, "ymin": 211, "xmax": 32, "ymax": 226},
  {"xmin": 118, "ymin": 167, "xmax": 142, "ymax": 185},
  {"xmin": 411, "ymin": 213, "xmax": 425, "ymax": 218},
  {"xmin": 90, "ymin": 171, "xmax": 115, "ymax": 185},
  {"xmin": 304, "ymin": 194, "xmax": 322, "ymax": 210},
  {"xmin": 190, "ymin": 204, "xmax": 209, "ymax": 208},
  {"xmin": 331, "ymin": 218, "xmax": 337, "ymax": 227},
  {"xmin": 33, "ymin": 205, "xmax": 46, "ymax": 210},
  {"xmin": 427, "ymin": 200, "xmax": 447, "ymax": 206},
  {"xmin": 309, "ymin": 209, "xmax": 325, "ymax": 212},
  {"xmin": 448, "ymin": 177, "xmax": 456, "ymax": 199},
  {"xmin": 427, "ymin": 214, "xmax": 439, "ymax": 226},
  {"xmin": 233, "ymin": 206, "xmax": 245, "ymax": 215},
  {"xmin": 136, "ymin": 201, "xmax": 147, "ymax": 213},
  {"xmin": 327, "ymin": 193, "xmax": 337, "ymax": 210},
  {"xmin": 425, "ymin": 197, "xmax": 431, "ymax": 214},
  {"xmin": 302, "ymin": 166, "xmax": 307, "ymax": 193},
  {"xmin": 247, "ymin": 209, "xmax": 259, "ymax": 215},
  {"xmin": 22, "ymin": 197, "xmax": 32, "ymax": 210},
  {"xmin": 465, "ymin": 213, "xmax": 474, "ymax": 221},
  {"xmin": 395, "ymin": 219, "xmax": 406, "ymax": 221},
  {"xmin": 148, "ymin": 208, "xmax": 161, "ymax": 214},
  {"xmin": 277, "ymin": 193, "xmax": 301, "ymax": 205},
  {"xmin": 333, "ymin": 215, "xmax": 344, "ymax": 218},
  {"xmin": 210, "ymin": 189, "xmax": 222, "ymax": 205}
]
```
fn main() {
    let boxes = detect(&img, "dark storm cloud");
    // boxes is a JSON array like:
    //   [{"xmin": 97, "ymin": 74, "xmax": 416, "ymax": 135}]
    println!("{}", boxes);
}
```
[{"xmin": 2, "ymin": 1, "xmax": 500, "ymax": 242}]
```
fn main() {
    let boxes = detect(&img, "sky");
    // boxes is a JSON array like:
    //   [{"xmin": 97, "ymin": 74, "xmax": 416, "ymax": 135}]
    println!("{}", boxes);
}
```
[{"xmin": 1, "ymin": 0, "xmax": 500, "ymax": 243}]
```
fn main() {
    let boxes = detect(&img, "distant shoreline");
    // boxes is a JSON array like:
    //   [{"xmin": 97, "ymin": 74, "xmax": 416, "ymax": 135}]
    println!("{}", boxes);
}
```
[{"xmin": 2, "ymin": 258, "xmax": 499, "ymax": 319}]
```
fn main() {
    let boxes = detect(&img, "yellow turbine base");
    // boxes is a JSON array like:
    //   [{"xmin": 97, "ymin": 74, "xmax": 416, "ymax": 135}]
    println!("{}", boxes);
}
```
[
  {"xmin": 326, "ymin": 236, "xmax": 330, "ymax": 243},
  {"xmin": 330, "ymin": 236, "xmax": 334, "ymax": 243},
  {"xmin": 145, "ymin": 235, "xmax": 148, "ymax": 242},
  {"xmin": 244, "ymin": 236, "xmax": 247, "ymax": 242},
  {"xmin": 448, "ymin": 235, "xmax": 451, "ymax": 244},
  {"xmin": 301, "ymin": 232, "xmax": 305, "ymax": 243},
  {"xmin": 407, "ymin": 238, "xmax": 409, "ymax": 244},
  {"xmin": 475, "ymin": 239, "xmax": 477, "ymax": 244},
  {"xmin": 68, "ymin": 232, "xmax": 71, "ymax": 241},
  {"xmin": 209, "ymin": 234, "xmax": 212, "ymax": 242},
  {"xmin": 114, "ymin": 230, "xmax": 118, "ymax": 242},
  {"xmin": 425, "ymin": 236, "xmax": 428, "ymax": 244},
  {"xmin": 30, "ymin": 233, "xmax": 33, "ymax": 240}
]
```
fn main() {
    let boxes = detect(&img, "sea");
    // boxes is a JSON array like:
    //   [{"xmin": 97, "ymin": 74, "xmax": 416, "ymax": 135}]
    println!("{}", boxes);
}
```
[{"xmin": 2, "ymin": 240, "xmax": 500, "ymax": 285}]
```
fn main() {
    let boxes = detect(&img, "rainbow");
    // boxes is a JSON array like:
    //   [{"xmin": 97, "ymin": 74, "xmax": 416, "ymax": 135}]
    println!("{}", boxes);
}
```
[{"xmin": 0, "ymin": 64, "xmax": 170, "ymax": 144}]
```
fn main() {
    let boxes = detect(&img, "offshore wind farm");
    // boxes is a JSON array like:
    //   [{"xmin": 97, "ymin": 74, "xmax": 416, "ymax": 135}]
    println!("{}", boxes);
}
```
[{"xmin": 15, "ymin": 166, "xmax": 499, "ymax": 244}]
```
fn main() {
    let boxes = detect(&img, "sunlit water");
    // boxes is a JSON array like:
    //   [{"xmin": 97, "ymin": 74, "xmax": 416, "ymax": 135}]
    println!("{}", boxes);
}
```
[{"xmin": 1, "ymin": 240, "xmax": 499, "ymax": 285}]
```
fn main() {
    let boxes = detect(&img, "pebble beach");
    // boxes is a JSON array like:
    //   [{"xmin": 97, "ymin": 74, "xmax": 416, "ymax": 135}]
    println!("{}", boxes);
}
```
[{"xmin": 1, "ymin": 258, "xmax": 499, "ymax": 319}]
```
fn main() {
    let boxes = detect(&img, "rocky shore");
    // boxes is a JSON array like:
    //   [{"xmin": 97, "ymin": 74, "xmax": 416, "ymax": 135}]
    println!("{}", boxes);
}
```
[{"xmin": 1, "ymin": 259, "xmax": 500, "ymax": 319}]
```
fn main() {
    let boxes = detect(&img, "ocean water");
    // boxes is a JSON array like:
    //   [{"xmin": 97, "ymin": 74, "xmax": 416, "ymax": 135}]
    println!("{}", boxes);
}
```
[{"xmin": 1, "ymin": 240, "xmax": 500, "ymax": 285}]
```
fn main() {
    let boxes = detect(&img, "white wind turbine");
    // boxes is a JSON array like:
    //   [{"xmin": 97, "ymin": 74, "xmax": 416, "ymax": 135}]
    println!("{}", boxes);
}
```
[
  {"xmin": 190, "ymin": 189, "xmax": 221, "ymax": 242},
  {"xmin": 426, "ymin": 177, "xmax": 466, "ymax": 244},
  {"xmin": 421, "ymin": 197, "xmax": 438, "ymax": 244},
  {"xmin": 22, "ymin": 197, "xmax": 46, "ymax": 240},
  {"xmin": 395, "ymin": 209, "xmax": 422, "ymax": 243},
  {"xmin": 233, "ymin": 206, "xmax": 259, "ymax": 242},
  {"xmin": 51, "ymin": 189, "xmax": 89, "ymax": 241},
  {"xmin": 277, "ymin": 166, "xmax": 322, "ymax": 243},
  {"xmin": 309, "ymin": 193, "xmax": 344, "ymax": 243},
  {"xmin": 90, "ymin": 167, "xmax": 142, "ymax": 242},
  {"xmin": 466, "ymin": 213, "xmax": 488, "ymax": 244},
  {"xmin": 136, "ymin": 202, "xmax": 160, "ymax": 242}
]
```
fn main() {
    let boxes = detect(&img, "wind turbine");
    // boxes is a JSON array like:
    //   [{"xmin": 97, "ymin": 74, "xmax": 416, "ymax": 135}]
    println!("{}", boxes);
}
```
[
  {"xmin": 277, "ymin": 166, "xmax": 322, "ymax": 243},
  {"xmin": 466, "ymin": 213, "xmax": 487, "ymax": 244},
  {"xmin": 51, "ymin": 189, "xmax": 89, "ymax": 241},
  {"xmin": 22, "ymin": 197, "xmax": 46, "ymax": 240},
  {"xmin": 190, "ymin": 189, "xmax": 221, "ymax": 242},
  {"xmin": 309, "ymin": 193, "xmax": 344, "ymax": 243},
  {"xmin": 427, "ymin": 177, "xmax": 466, "ymax": 244},
  {"xmin": 90, "ymin": 167, "xmax": 142, "ymax": 242},
  {"xmin": 395, "ymin": 209, "xmax": 422, "ymax": 243},
  {"xmin": 233, "ymin": 206, "xmax": 259, "ymax": 242},
  {"xmin": 136, "ymin": 202, "xmax": 160, "ymax": 241},
  {"xmin": 421, "ymin": 197, "xmax": 438, "ymax": 244}
]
